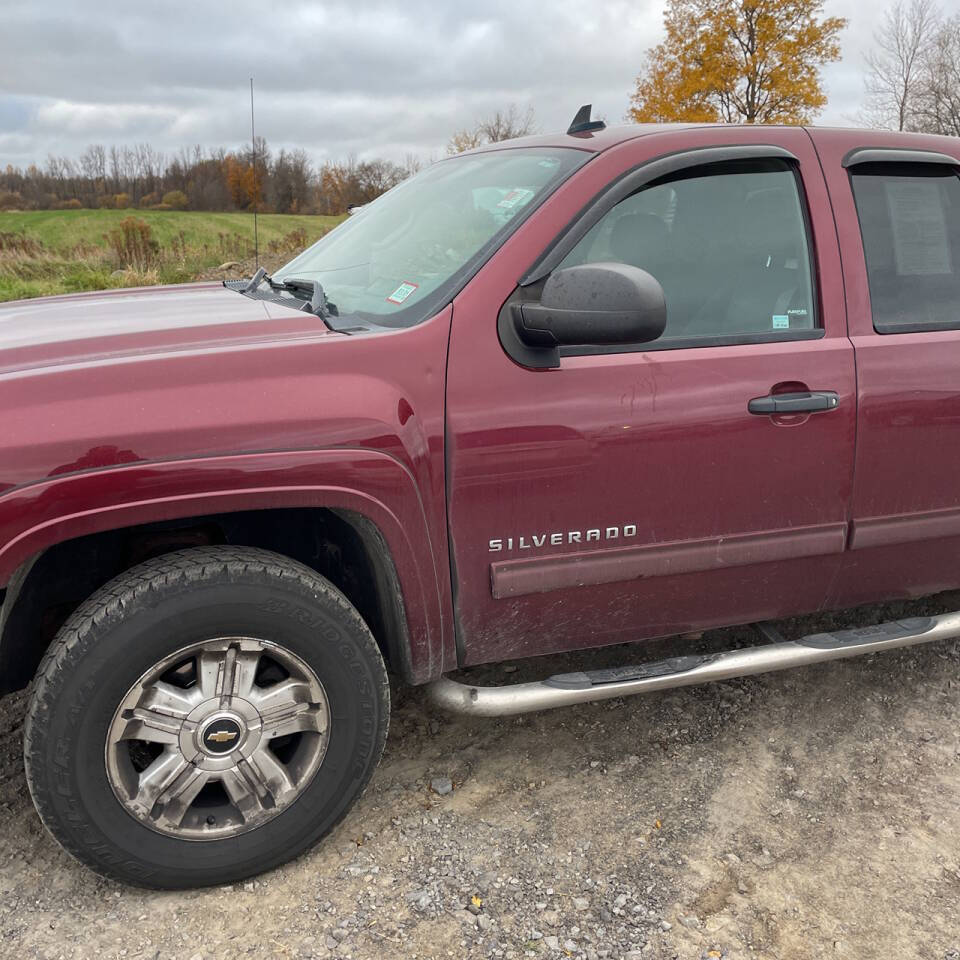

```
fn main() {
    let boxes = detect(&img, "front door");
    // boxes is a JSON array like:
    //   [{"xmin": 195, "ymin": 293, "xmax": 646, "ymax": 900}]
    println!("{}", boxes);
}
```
[{"xmin": 446, "ymin": 127, "xmax": 857, "ymax": 666}]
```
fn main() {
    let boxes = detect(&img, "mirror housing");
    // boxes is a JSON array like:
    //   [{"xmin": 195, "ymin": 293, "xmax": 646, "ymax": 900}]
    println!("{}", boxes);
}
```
[{"xmin": 512, "ymin": 262, "xmax": 666, "ymax": 352}]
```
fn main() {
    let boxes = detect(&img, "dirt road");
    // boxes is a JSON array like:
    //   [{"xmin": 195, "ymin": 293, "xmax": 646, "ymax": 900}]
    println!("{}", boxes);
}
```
[{"xmin": 2, "ymin": 596, "xmax": 960, "ymax": 960}]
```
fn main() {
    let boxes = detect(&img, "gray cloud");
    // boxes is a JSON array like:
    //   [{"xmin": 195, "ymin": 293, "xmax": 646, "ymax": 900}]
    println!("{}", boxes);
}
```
[{"xmin": 0, "ymin": 0, "xmax": 876, "ymax": 169}]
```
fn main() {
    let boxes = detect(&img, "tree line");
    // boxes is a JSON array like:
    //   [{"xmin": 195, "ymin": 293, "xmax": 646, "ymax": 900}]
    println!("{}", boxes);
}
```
[
  {"xmin": 0, "ymin": 107, "xmax": 535, "ymax": 215},
  {"xmin": 0, "ymin": 140, "xmax": 422, "ymax": 215}
]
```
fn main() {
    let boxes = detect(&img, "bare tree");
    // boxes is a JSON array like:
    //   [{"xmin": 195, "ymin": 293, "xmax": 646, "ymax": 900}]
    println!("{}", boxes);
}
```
[
  {"xmin": 862, "ymin": 0, "xmax": 941, "ymax": 130},
  {"xmin": 479, "ymin": 104, "xmax": 537, "ymax": 142},
  {"xmin": 79, "ymin": 145, "xmax": 106, "ymax": 183},
  {"xmin": 399, "ymin": 153, "xmax": 424, "ymax": 178},
  {"xmin": 315, "ymin": 156, "xmax": 412, "ymax": 214},
  {"xmin": 446, "ymin": 104, "xmax": 538, "ymax": 155},
  {"xmin": 108, "ymin": 146, "xmax": 122, "ymax": 193},
  {"xmin": 916, "ymin": 14, "xmax": 960, "ymax": 135},
  {"xmin": 270, "ymin": 148, "xmax": 314, "ymax": 214},
  {"xmin": 133, "ymin": 143, "xmax": 165, "ymax": 200},
  {"xmin": 446, "ymin": 128, "xmax": 485, "ymax": 156}
]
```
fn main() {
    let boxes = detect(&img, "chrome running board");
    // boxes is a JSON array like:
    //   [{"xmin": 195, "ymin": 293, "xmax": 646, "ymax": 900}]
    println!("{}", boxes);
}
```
[{"xmin": 426, "ymin": 612, "xmax": 960, "ymax": 717}]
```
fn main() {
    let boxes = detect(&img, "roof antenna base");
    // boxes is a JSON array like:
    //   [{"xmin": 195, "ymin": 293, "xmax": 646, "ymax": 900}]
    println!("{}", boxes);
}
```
[{"xmin": 567, "ymin": 104, "xmax": 606, "ymax": 136}]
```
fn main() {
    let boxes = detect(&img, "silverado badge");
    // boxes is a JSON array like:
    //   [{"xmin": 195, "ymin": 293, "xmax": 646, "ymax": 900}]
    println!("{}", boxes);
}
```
[{"xmin": 488, "ymin": 524, "xmax": 638, "ymax": 552}]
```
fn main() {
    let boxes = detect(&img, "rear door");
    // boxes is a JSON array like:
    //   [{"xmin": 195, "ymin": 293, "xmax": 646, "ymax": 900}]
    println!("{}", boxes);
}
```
[
  {"xmin": 809, "ymin": 130, "xmax": 960, "ymax": 607},
  {"xmin": 445, "ymin": 127, "xmax": 857, "ymax": 666}
]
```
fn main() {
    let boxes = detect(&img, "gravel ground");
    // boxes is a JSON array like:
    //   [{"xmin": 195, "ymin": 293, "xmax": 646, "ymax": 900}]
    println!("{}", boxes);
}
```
[{"xmin": 3, "ymin": 595, "xmax": 960, "ymax": 960}]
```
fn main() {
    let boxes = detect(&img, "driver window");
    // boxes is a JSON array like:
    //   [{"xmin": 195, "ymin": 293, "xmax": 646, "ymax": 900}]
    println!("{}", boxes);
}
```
[{"xmin": 559, "ymin": 159, "xmax": 817, "ymax": 343}]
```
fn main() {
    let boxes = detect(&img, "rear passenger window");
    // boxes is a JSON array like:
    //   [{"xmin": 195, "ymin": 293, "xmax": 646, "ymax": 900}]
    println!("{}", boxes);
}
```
[
  {"xmin": 850, "ymin": 165, "xmax": 960, "ymax": 332},
  {"xmin": 559, "ymin": 159, "xmax": 817, "ymax": 346}
]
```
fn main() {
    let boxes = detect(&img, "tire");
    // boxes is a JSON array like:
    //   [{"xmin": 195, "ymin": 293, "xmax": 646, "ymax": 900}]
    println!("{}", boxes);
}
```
[{"xmin": 23, "ymin": 546, "xmax": 390, "ymax": 889}]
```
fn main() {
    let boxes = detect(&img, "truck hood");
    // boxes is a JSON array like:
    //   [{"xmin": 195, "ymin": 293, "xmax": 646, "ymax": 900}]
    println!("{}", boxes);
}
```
[{"xmin": 0, "ymin": 282, "xmax": 340, "ymax": 375}]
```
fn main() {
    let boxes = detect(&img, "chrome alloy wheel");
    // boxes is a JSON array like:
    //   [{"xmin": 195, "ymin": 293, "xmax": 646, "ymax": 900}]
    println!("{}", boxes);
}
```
[{"xmin": 105, "ymin": 637, "xmax": 329, "ymax": 840}]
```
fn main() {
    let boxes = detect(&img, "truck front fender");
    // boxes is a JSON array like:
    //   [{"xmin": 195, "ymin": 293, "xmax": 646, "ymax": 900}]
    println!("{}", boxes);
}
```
[{"xmin": 0, "ymin": 448, "xmax": 453, "ymax": 682}]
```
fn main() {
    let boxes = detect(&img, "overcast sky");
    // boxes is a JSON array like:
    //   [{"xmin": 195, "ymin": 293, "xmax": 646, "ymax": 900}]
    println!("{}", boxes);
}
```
[{"xmin": 0, "ymin": 0, "xmax": 884, "ymax": 170}]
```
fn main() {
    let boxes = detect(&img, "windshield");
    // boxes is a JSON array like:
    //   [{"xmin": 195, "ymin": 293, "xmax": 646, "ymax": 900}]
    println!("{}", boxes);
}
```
[{"xmin": 272, "ymin": 147, "xmax": 588, "ymax": 328}]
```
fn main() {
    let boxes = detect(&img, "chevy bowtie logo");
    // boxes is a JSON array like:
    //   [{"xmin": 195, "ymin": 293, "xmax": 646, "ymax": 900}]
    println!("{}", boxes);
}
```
[{"xmin": 207, "ymin": 729, "xmax": 238, "ymax": 743}]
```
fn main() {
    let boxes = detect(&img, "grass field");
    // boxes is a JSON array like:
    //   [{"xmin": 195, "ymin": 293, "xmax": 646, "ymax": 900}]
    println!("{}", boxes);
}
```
[{"xmin": 0, "ymin": 209, "xmax": 345, "ymax": 302}]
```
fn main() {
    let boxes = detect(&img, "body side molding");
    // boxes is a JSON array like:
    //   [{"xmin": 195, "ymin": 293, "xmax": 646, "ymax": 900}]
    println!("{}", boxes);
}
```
[
  {"xmin": 850, "ymin": 506, "xmax": 960, "ymax": 551},
  {"xmin": 490, "ymin": 522, "xmax": 848, "ymax": 599}
]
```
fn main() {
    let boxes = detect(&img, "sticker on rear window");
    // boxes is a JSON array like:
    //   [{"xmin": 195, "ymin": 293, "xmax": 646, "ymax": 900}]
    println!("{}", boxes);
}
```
[
  {"xmin": 386, "ymin": 281, "xmax": 419, "ymax": 305},
  {"xmin": 772, "ymin": 314, "xmax": 790, "ymax": 329},
  {"xmin": 497, "ymin": 188, "xmax": 534, "ymax": 210}
]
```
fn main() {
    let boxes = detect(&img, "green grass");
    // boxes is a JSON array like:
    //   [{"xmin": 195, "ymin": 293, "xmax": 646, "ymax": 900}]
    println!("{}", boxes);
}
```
[
  {"xmin": 0, "ymin": 209, "xmax": 345, "ymax": 302},
  {"xmin": 0, "ymin": 209, "xmax": 342, "ymax": 254},
  {"xmin": 0, "ymin": 264, "xmax": 123, "ymax": 302}
]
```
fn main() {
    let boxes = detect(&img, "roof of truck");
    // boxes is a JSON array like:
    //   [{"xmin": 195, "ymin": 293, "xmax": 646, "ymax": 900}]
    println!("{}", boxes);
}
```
[{"xmin": 462, "ymin": 122, "xmax": 960, "ymax": 157}]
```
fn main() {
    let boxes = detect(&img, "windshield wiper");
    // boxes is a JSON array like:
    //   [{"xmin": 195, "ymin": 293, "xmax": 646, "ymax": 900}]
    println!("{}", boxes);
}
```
[
  {"xmin": 243, "ymin": 268, "xmax": 336, "ymax": 320},
  {"xmin": 244, "ymin": 266, "xmax": 270, "ymax": 294},
  {"xmin": 275, "ymin": 276, "xmax": 336, "ymax": 319}
]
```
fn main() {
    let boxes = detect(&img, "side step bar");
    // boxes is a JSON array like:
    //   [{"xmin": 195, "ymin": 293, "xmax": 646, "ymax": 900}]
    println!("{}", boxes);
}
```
[{"xmin": 425, "ymin": 612, "xmax": 960, "ymax": 717}]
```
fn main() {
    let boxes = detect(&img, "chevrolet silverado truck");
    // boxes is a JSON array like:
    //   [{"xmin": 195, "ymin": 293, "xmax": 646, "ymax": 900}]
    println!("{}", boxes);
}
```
[{"xmin": 3, "ymin": 109, "xmax": 960, "ymax": 889}]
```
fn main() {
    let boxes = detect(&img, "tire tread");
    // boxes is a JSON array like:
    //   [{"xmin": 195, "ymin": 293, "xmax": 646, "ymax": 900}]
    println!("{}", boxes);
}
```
[{"xmin": 23, "ymin": 546, "xmax": 390, "ymax": 888}]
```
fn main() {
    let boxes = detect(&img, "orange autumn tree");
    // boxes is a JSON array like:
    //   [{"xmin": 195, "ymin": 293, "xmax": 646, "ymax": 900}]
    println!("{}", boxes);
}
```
[
  {"xmin": 224, "ymin": 156, "xmax": 250, "ymax": 208},
  {"xmin": 629, "ymin": 0, "xmax": 847, "ymax": 124},
  {"xmin": 223, "ymin": 156, "xmax": 264, "ymax": 210}
]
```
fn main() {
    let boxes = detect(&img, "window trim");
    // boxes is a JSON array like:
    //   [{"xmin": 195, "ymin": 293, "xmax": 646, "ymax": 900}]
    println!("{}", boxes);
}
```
[
  {"xmin": 520, "ymin": 144, "xmax": 798, "ymax": 287},
  {"xmin": 558, "ymin": 327, "xmax": 825, "ymax": 358},
  {"xmin": 500, "ymin": 145, "xmax": 820, "ymax": 368},
  {"xmin": 848, "ymin": 161, "xmax": 960, "ymax": 335},
  {"xmin": 842, "ymin": 146, "xmax": 957, "ymax": 169}
]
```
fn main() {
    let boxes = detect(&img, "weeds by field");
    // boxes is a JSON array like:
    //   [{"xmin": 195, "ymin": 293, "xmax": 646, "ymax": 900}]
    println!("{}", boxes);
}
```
[{"xmin": 0, "ymin": 209, "xmax": 344, "ymax": 302}]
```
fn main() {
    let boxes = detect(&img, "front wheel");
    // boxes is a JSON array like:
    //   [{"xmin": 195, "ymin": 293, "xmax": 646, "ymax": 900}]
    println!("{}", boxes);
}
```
[{"xmin": 23, "ymin": 546, "xmax": 390, "ymax": 889}]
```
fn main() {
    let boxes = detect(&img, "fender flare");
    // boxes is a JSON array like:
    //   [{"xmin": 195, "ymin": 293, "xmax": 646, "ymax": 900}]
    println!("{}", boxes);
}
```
[{"xmin": 0, "ymin": 448, "xmax": 452, "ymax": 682}]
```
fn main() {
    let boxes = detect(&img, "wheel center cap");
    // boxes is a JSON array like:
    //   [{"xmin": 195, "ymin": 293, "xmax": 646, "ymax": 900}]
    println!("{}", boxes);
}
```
[
  {"xmin": 198, "ymin": 714, "xmax": 245, "ymax": 756},
  {"xmin": 182, "ymin": 698, "xmax": 263, "ymax": 769}
]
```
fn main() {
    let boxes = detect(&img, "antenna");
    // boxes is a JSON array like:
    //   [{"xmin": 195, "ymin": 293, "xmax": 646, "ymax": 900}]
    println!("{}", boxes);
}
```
[
  {"xmin": 567, "ymin": 104, "xmax": 606, "ymax": 136},
  {"xmin": 249, "ymin": 77, "xmax": 259, "ymax": 269}
]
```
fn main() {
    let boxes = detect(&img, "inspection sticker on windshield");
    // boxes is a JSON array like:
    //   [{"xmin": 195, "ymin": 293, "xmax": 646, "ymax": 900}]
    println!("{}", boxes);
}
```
[
  {"xmin": 497, "ymin": 188, "xmax": 534, "ymax": 209},
  {"xmin": 386, "ymin": 281, "xmax": 419, "ymax": 305}
]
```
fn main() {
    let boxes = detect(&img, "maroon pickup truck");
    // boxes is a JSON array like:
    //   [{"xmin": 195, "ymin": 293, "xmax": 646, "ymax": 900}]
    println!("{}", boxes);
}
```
[{"xmin": 3, "ymin": 110, "xmax": 960, "ymax": 888}]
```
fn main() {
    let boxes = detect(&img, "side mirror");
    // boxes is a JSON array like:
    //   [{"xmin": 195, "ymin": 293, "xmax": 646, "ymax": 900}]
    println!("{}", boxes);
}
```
[{"xmin": 511, "ymin": 262, "xmax": 666, "ymax": 352}]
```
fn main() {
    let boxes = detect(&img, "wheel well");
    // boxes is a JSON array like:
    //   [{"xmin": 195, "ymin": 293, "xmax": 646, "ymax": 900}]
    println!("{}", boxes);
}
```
[{"xmin": 0, "ymin": 507, "xmax": 412, "ymax": 694}]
